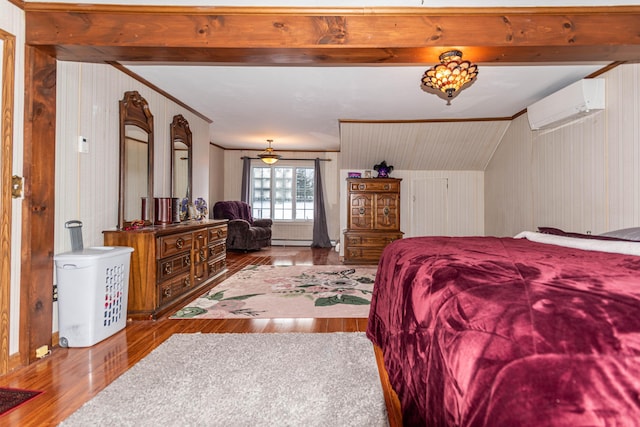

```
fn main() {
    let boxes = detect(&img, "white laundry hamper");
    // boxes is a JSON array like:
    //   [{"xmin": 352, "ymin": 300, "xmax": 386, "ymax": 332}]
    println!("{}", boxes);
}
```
[{"xmin": 54, "ymin": 246, "xmax": 134, "ymax": 347}]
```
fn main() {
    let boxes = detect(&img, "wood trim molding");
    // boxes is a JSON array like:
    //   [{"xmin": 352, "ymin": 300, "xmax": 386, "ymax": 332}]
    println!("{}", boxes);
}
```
[
  {"xmin": 6, "ymin": 0, "xmax": 23, "ymax": 10},
  {"xmin": 20, "ymin": 46, "xmax": 56, "ymax": 365},
  {"xmin": 21, "ymin": 4, "xmax": 640, "ymax": 15},
  {"xmin": 109, "ymin": 62, "xmax": 212, "ymax": 124},
  {"xmin": 24, "ymin": 7, "xmax": 640, "ymax": 64},
  {"xmin": 0, "ymin": 28, "xmax": 16, "ymax": 375},
  {"xmin": 340, "ymin": 117, "xmax": 513, "ymax": 124}
]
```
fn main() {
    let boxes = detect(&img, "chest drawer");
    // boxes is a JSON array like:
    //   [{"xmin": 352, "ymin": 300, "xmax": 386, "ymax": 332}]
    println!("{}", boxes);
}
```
[
  {"xmin": 158, "ymin": 232, "xmax": 193, "ymax": 258},
  {"xmin": 349, "ymin": 180, "xmax": 400, "ymax": 193},
  {"xmin": 344, "ymin": 232, "xmax": 402, "ymax": 247},
  {"xmin": 344, "ymin": 246, "xmax": 385, "ymax": 263}
]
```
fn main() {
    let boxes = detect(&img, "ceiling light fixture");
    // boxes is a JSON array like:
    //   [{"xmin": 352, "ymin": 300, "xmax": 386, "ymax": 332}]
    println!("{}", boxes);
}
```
[
  {"xmin": 421, "ymin": 50, "xmax": 478, "ymax": 100},
  {"xmin": 258, "ymin": 139, "xmax": 281, "ymax": 165}
]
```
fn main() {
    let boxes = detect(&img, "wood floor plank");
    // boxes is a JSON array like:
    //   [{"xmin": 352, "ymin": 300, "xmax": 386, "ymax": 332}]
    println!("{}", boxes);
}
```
[{"xmin": 0, "ymin": 247, "xmax": 402, "ymax": 426}]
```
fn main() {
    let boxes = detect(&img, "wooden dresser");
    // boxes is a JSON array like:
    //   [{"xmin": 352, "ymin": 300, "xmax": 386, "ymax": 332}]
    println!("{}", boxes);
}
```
[
  {"xmin": 344, "ymin": 178, "xmax": 403, "ymax": 264},
  {"xmin": 103, "ymin": 219, "xmax": 228, "ymax": 320}
]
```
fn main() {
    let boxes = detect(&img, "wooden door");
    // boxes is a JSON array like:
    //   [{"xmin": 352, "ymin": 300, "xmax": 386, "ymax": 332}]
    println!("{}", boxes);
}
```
[
  {"xmin": 374, "ymin": 193, "xmax": 400, "ymax": 231},
  {"xmin": 348, "ymin": 193, "xmax": 373, "ymax": 230}
]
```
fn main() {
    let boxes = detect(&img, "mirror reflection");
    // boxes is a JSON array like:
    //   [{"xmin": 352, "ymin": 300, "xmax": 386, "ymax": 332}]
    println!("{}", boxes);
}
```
[
  {"xmin": 118, "ymin": 91, "xmax": 154, "ymax": 230},
  {"xmin": 170, "ymin": 114, "xmax": 192, "ymax": 203},
  {"xmin": 124, "ymin": 125, "xmax": 149, "ymax": 220}
]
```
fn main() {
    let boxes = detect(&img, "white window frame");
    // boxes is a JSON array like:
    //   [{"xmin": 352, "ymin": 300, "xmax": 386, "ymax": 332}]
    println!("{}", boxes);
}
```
[{"xmin": 250, "ymin": 164, "xmax": 314, "ymax": 222}]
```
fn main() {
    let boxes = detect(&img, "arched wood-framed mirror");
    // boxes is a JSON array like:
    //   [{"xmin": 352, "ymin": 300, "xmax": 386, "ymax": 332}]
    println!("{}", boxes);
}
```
[
  {"xmin": 170, "ymin": 114, "xmax": 192, "ymax": 206},
  {"xmin": 118, "ymin": 90, "xmax": 154, "ymax": 230}
]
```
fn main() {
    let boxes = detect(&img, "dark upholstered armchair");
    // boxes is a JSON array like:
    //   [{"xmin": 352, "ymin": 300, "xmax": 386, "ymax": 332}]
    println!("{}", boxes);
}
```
[{"xmin": 213, "ymin": 201, "xmax": 272, "ymax": 251}]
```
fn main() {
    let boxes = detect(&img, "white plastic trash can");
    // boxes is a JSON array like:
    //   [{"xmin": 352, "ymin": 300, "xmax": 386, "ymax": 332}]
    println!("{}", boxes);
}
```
[{"xmin": 54, "ymin": 246, "xmax": 134, "ymax": 347}]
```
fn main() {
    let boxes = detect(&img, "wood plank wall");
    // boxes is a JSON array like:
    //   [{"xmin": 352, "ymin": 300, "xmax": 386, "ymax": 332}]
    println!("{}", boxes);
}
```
[{"xmin": 485, "ymin": 63, "xmax": 640, "ymax": 237}]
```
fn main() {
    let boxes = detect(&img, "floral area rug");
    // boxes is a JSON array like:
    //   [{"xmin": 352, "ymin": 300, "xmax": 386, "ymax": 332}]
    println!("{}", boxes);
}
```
[{"xmin": 171, "ymin": 265, "xmax": 378, "ymax": 319}]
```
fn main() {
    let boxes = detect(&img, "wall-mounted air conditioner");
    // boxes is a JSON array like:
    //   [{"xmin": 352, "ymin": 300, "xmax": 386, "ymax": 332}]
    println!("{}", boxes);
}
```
[{"xmin": 527, "ymin": 79, "xmax": 605, "ymax": 131}]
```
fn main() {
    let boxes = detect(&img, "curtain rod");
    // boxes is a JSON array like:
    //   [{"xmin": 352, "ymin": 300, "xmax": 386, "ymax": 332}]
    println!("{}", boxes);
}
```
[{"xmin": 242, "ymin": 156, "xmax": 331, "ymax": 162}]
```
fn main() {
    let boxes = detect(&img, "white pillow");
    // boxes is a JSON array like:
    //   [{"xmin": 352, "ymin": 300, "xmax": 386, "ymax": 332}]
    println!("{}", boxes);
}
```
[
  {"xmin": 514, "ymin": 231, "xmax": 640, "ymax": 256},
  {"xmin": 599, "ymin": 227, "xmax": 640, "ymax": 241}
]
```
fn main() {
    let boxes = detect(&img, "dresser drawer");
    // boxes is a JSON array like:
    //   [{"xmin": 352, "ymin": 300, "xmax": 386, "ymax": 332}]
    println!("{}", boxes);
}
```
[
  {"xmin": 209, "ymin": 225, "xmax": 228, "ymax": 242},
  {"xmin": 208, "ymin": 241, "xmax": 226, "ymax": 259},
  {"xmin": 157, "ymin": 253, "xmax": 191, "ymax": 281},
  {"xmin": 158, "ymin": 231, "xmax": 193, "ymax": 258},
  {"xmin": 158, "ymin": 273, "xmax": 192, "ymax": 306},
  {"xmin": 208, "ymin": 257, "xmax": 227, "ymax": 279}
]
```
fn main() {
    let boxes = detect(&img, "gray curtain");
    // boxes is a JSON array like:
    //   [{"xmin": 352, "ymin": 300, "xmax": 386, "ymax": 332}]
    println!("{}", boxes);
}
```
[
  {"xmin": 311, "ymin": 158, "xmax": 332, "ymax": 248},
  {"xmin": 240, "ymin": 156, "xmax": 251, "ymax": 202}
]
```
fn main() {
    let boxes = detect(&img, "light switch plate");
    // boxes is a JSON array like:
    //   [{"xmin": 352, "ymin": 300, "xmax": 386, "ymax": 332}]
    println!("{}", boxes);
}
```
[{"xmin": 78, "ymin": 136, "xmax": 89, "ymax": 153}]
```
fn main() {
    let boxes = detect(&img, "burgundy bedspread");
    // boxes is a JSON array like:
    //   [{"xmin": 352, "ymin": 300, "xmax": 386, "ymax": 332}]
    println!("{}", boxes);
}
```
[{"xmin": 366, "ymin": 236, "xmax": 640, "ymax": 426}]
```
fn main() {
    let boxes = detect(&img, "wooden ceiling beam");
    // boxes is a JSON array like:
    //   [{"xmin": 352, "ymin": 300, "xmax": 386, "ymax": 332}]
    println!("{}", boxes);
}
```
[{"xmin": 24, "ymin": 6, "xmax": 640, "ymax": 64}]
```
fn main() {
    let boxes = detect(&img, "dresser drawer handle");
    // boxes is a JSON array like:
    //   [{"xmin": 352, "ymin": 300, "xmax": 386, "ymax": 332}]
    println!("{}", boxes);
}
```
[
  {"xmin": 217, "ymin": 229, "xmax": 224, "ymax": 238},
  {"xmin": 163, "ymin": 263, "xmax": 172, "ymax": 275},
  {"xmin": 384, "ymin": 184, "xmax": 390, "ymax": 190},
  {"xmin": 383, "ymin": 206, "xmax": 390, "ymax": 216},
  {"xmin": 358, "ymin": 207, "xmax": 365, "ymax": 215},
  {"xmin": 199, "ymin": 248, "xmax": 206, "ymax": 261},
  {"xmin": 358, "ymin": 184, "xmax": 365, "ymax": 190},
  {"xmin": 175, "ymin": 238, "xmax": 184, "ymax": 249},
  {"xmin": 183, "ymin": 256, "xmax": 191, "ymax": 267},
  {"xmin": 163, "ymin": 287, "xmax": 172, "ymax": 297},
  {"xmin": 183, "ymin": 277, "xmax": 190, "ymax": 287}
]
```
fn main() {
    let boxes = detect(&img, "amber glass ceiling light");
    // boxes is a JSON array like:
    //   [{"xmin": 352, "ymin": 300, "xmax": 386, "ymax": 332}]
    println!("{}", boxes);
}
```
[
  {"xmin": 421, "ymin": 50, "xmax": 478, "ymax": 99},
  {"xmin": 258, "ymin": 139, "xmax": 281, "ymax": 164}
]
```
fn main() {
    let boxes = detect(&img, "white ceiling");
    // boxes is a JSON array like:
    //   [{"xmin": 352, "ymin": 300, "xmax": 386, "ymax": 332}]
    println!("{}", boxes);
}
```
[
  {"xmin": 122, "ymin": 63, "xmax": 606, "ymax": 151},
  {"xmin": 39, "ymin": 0, "xmax": 629, "ymax": 152}
]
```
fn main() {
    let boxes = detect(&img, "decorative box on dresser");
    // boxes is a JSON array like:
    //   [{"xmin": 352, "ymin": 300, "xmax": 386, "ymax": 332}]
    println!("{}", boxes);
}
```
[
  {"xmin": 103, "ymin": 219, "xmax": 228, "ymax": 320},
  {"xmin": 344, "ymin": 178, "xmax": 403, "ymax": 264}
]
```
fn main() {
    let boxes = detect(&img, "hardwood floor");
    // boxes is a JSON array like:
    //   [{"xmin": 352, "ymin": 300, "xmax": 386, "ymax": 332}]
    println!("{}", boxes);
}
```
[{"xmin": 0, "ymin": 247, "xmax": 402, "ymax": 427}]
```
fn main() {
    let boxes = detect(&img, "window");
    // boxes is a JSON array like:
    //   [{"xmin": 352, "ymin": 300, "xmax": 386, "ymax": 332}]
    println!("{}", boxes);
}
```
[{"xmin": 251, "ymin": 166, "xmax": 314, "ymax": 221}]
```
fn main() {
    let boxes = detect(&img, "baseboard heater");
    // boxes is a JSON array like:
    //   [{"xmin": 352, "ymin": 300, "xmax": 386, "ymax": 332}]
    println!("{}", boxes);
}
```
[{"xmin": 271, "ymin": 239, "xmax": 336, "ymax": 247}]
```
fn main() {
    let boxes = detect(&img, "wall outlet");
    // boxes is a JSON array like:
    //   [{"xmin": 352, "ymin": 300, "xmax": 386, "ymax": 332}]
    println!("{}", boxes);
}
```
[{"xmin": 78, "ymin": 136, "xmax": 89, "ymax": 153}]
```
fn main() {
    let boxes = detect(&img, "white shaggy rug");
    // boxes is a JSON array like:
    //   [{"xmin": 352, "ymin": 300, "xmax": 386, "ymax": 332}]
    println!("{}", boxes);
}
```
[{"xmin": 60, "ymin": 333, "xmax": 388, "ymax": 427}]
